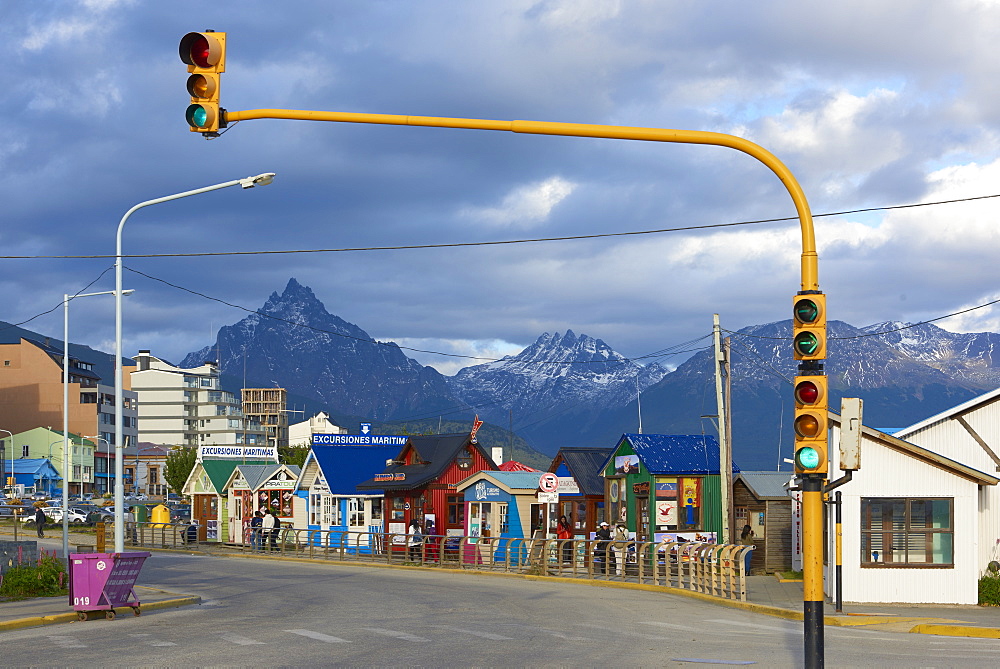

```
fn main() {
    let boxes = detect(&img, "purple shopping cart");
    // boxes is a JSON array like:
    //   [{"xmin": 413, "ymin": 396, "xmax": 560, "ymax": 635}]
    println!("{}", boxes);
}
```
[{"xmin": 68, "ymin": 551, "xmax": 150, "ymax": 620}]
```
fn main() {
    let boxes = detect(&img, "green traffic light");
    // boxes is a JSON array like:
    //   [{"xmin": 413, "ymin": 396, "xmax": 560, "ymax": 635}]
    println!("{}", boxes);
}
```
[
  {"xmin": 796, "ymin": 446, "xmax": 820, "ymax": 470},
  {"xmin": 794, "ymin": 331, "xmax": 820, "ymax": 356},
  {"xmin": 186, "ymin": 104, "xmax": 208, "ymax": 128},
  {"xmin": 794, "ymin": 298, "xmax": 820, "ymax": 324}
]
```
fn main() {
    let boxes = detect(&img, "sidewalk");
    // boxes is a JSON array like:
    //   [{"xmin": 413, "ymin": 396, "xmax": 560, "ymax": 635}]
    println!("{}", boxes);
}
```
[
  {"xmin": 0, "ymin": 586, "xmax": 201, "ymax": 632},
  {"xmin": 746, "ymin": 574, "xmax": 1000, "ymax": 638}
]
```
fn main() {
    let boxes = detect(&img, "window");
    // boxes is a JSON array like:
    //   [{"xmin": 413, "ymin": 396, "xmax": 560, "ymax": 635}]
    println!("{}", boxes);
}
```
[
  {"xmin": 498, "ymin": 503, "xmax": 509, "ymax": 534},
  {"xmin": 861, "ymin": 497, "xmax": 953, "ymax": 567},
  {"xmin": 310, "ymin": 493, "xmax": 322, "ymax": 525},
  {"xmin": 22, "ymin": 445, "xmax": 29, "ymax": 457},
  {"xmin": 371, "ymin": 498, "xmax": 383, "ymax": 521},
  {"xmin": 349, "ymin": 498, "xmax": 364, "ymax": 527},
  {"xmin": 447, "ymin": 494, "xmax": 465, "ymax": 527}
]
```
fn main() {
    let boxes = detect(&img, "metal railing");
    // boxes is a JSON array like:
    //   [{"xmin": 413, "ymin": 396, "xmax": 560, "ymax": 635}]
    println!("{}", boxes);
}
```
[{"xmin": 115, "ymin": 524, "xmax": 754, "ymax": 602}]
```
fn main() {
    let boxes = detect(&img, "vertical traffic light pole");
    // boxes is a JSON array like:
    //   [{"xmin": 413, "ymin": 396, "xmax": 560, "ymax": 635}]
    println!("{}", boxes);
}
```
[{"xmin": 221, "ymin": 108, "xmax": 825, "ymax": 665}]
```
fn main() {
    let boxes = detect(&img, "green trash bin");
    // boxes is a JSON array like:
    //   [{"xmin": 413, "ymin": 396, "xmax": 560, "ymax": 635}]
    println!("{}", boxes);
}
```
[{"xmin": 133, "ymin": 504, "xmax": 148, "ymax": 523}]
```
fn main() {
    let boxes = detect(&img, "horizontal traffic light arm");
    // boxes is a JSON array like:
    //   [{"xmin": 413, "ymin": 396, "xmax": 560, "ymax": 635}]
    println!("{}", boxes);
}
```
[{"xmin": 223, "ymin": 108, "xmax": 820, "ymax": 291}]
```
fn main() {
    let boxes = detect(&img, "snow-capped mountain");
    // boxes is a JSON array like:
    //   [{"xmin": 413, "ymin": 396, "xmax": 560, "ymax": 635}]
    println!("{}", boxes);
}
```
[{"xmin": 447, "ymin": 330, "xmax": 668, "ymax": 426}]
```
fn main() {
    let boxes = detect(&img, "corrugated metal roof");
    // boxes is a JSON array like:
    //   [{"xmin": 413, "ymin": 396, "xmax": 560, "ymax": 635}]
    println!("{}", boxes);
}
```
[
  {"xmin": 615, "ymin": 434, "xmax": 737, "ymax": 476},
  {"xmin": 356, "ymin": 433, "xmax": 493, "ymax": 491},
  {"xmin": 311, "ymin": 445, "xmax": 399, "ymax": 494},
  {"xmin": 737, "ymin": 471, "xmax": 794, "ymax": 499},
  {"xmin": 554, "ymin": 447, "xmax": 614, "ymax": 496},
  {"xmin": 499, "ymin": 460, "xmax": 539, "ymax": 472},
  {"xmin": 455, "ymin": 471, "xmax": 543, "ymax": 492}
]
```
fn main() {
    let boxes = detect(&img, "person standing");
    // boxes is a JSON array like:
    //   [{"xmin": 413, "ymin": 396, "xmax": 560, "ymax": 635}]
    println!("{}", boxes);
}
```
[
  {"xmin": 125, "ymin": 507, "xmax": 137, "ymax": 543},
  {"xmin": 556, "ymin": 515, "xmax": 573, "ymax": 565},
  {"xmin": 34, "ymin": 505, "xmax": 46, "ymax": 538},
  {"xmin": 262, "ymin": 508, "xmax": 276, "ymax": 551},
  {"xmin": 595, "ymin": 521, "xmax": 613, "ymax": 574},
  {"xmin": 407, "ymin": 520, "xmax": 423, "ymax": 561},
  {"xmin": 613, "ymin": 523, "xmax": 629, "ymax": 576},
  {"xmin": 249, "ymin": 510, "xmax": 264, "ymax": 551}
]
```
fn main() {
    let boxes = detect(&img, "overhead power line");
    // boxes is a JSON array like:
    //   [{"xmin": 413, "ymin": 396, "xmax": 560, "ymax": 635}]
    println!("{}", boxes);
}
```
[{"xmin": 3, "ymin": 192, "xmax": 999, "ymax": 260}]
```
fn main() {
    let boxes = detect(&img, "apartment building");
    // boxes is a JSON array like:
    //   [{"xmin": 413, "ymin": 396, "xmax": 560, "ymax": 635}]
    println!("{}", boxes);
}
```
[
  {"xmin": 0, "ymin": 337, "xmax": 138, "ymax": 449},
  {"xmin": 242, "ymin": 387, "xmax": 289, "ymax": 448},
  {"xmin": 127, "ymin": 350, "xmax": 266, "ymax": 448}
]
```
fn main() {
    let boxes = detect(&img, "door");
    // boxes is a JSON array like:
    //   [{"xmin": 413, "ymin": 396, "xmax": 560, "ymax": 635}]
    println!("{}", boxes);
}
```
[
  {"xmin": 193, "ymin": 494, "xmax": 218, "ymax": 541},
  {"xmin": 635, "ymin": 495, "xmax": 650, "ymax": 542}
]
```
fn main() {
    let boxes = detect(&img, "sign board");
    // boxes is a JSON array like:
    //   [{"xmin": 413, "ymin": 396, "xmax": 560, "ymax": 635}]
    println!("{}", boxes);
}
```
[
  {"xmin": 197, "ymin": 445, "xmax": 278, "ymax": 461},
  {"xmin": 537, "ymin": 492, "xmax": 559, "ymax": 504},
  {"xmin": 839, "ymin": 398, "xmax": 863, "ymax": 471},
  {"xmin": 360, "ymin": 423, "xmax": 372, "ymax": 435},
  {"xmin": 557, "ymin": 477, "xmax": 580, "ymax": 494},
  {"xmin": 312, "ymin": 434, "xmax": 408, "ymax": 446},
  {"xmin": 538, "ymin": 472, "xmax": 558, "ymax": 493}
]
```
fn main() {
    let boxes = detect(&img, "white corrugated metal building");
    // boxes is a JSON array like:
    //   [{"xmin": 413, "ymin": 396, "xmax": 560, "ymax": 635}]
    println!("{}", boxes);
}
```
[{"xmin": 827, "ymin": 406, "xmax": 1000, "ymax": 605}]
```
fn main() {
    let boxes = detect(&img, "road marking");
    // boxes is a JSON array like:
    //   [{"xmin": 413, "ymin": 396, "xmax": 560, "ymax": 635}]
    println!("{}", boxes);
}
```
[
  {"xmin": 361, "ymin": 628, "xmax": 430, "ymax": 642},
  {"xmin": 46, "ymin": 636, "xmax": 86, "ymax": 648},
  {"xmin": 576, "ymin": 622, "xmax": 672, "ymax": 641},
  {"xmin": 437, "ymin": 626, "xmax": 513, "ymax": 640},
  {"xmin": 641, "ymin": 621, "xmax": 700, "ymax": 632},
  {"xmin": 220, "ymin": 633, "xmax": 265, "ymax": 646},
  {"xmin": 705, "ymin": 618, "xmax": 799, "ymax": 633},
  {"xmin": 286, "ymin": 629, "xmax": 350, "ymax": 643}
]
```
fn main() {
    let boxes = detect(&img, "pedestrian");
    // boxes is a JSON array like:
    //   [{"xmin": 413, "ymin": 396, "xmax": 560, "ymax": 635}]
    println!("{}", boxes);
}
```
[
  {"xmin": 407, "ymin": 520, "xmax": 423, "ymax": 561},
  {"xmin": 595, "ymin": 521, "xmax": 613, "ymax": 574},
  {"xmin": 34, "ymin": 505, "xmax": 46, "ymax": 538},
  {"xmin": 613, "ymin": 523, "xmax": 629, "ymax": 576},
  {"xmin": 262, "ymin": 507, "xmax": 277, "ymax": 551},
  {"xmin": 740, "ymin": 524, "xmax": 755, "ymax": 546},
  {"xmin": 125, "ymin": 507, "xmax": 137, "ymax": 543},
  {"xmin": 556, "ymin": 515, "xmax": 573, "ymax": 565},
  {"xmin": 249, "ymin": 510, "xmax": 264, "ymax": 551},
  {"xmin": 265, "ymin": 506, "xmax": 281, "ymax": 551}
]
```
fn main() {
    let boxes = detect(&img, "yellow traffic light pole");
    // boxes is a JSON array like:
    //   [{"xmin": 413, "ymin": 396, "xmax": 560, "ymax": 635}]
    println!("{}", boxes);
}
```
[{"xmin": 223, "ymin": 106, "xmax": 827, "ymax": 666}]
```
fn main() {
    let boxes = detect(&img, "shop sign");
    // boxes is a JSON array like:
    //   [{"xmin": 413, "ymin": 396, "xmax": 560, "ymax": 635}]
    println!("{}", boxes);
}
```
[
  {"xmin": 374, "ymin": 473, "xmax": 406, "ymax": 482},
  {"xmin": 632, "ymin": 481, "xmax": 650, "ymax": 495},
  {"xmin": 537, "ymin": 492, "xmax": 559, "ymax": 503},
  {"xmin": 468, "ymin": 480, "xmax": 503, "ymax": 501},
  {"xmin": 198, "ymin": 445, "xmax": 278, "ymax": 461},
  {"xmin": 312, "ymin": 434, "xmax": 408, "ymax": 446},
  {"xmin": 557, "ymin": 477, "xmax": 580, "ymax": 494}
]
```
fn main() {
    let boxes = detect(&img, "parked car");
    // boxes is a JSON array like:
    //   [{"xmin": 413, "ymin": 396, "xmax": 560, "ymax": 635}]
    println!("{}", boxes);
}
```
[
  {"xmin": 166, "ymin": 493, "xmax": 182, "ymax": 502},
  {"xmin": 30, "ymin": 492, "xmax": 50, "ymax": 501},
  {"xmin": 169, "ymin": 504, "xmax": 192, "ymax": 523}
]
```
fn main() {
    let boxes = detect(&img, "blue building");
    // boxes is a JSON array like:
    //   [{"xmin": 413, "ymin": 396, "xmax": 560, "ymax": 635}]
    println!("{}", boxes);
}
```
[
  {"xmin": 454, "ymin": 470, "xmax": 548, "ymax": 565},
  {"xmin": 11, "ymin": 459, "xmax": 62, "ymax": 495},
  {"xmin": 293, "ymin": 444, "xmax": 398, "ymax": 551}
]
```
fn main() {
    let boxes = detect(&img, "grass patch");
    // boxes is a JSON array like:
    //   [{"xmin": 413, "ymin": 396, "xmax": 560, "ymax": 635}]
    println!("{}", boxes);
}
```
[{"xmin": 0, "ymin": 549, "xmax": 68, "ymax": 601}]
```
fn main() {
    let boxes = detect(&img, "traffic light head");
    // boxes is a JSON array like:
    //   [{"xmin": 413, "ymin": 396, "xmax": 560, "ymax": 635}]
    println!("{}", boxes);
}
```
[
  {"xmin": 792, "ymin": 293, "xmax": 826, "ymax": 361},
  {"xmin": 793, "ymin": 375, "xmax": 828, "ymax": 475},
  {"xmin": 179, "ymin": 31, "xmax": 226, "ymax": 134}
]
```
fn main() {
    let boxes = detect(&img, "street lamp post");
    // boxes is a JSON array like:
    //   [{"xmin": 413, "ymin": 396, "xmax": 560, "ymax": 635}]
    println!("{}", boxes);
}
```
[
  {"xmin": 113, "ymin": 173, "xmax": 275, "ymax": 552},
  {"xmin": 0, "ymin": 429, "xmax": 11, "ymax": 495},
  {"xmin": 63, "ymin": 290, "xmax": 131, "ymax": 560},
  {"xmin": 85, "ymin": 436, "xmax": 111, "ymax": 496}
]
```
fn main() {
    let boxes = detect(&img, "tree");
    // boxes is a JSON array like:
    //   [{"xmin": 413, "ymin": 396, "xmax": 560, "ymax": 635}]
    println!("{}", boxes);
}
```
[
  {"xmin": 278, "ymin": 445, "xmax": 309, "ymax": 468},
  {"xmin": 163, "ymin": 446, "xmax": 197, "ymax": 495}
]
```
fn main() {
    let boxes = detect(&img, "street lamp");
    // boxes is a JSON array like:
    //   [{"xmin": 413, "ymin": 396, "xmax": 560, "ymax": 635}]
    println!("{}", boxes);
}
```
[
  {"xmin": 63, "ymin": 290, "xmax": 132, "ymax": 560},
  {"xmin": 0, "ymin": 429, "xmax": 11, "ymax": 495},
  {"xmin": 114, "ymin": 173, "xmax": 276, "ymax": 552}
]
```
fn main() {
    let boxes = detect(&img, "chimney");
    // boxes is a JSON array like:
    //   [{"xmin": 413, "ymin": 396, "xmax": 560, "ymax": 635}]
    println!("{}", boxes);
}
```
[
  {"xmin": 492, "ymin": 446, "xmax": 503, "ymax": 466},
  {"xmin": 137, "ymin": 350, "xmax": 151, "ymax": 371}
]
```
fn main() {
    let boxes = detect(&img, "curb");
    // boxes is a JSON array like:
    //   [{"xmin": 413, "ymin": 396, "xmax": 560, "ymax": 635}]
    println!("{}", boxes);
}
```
[
  {"xmin": 0, "ymin": 595, "xmax": 201, "ymax": 633},
  {"xmin": 909, "ymin": 623, "xmax": 1000, "ymax": 638}
]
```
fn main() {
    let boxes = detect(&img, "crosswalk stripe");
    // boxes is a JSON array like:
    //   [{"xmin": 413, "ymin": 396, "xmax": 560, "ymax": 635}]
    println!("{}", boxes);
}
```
[
  {"xmin": 437, "ymin": 626, "xmax": 513, "ymax": 640},
  {"xmin": 361, "ymin": 628, "xmax": 430, "ymax": 642},
  {"xmin": 220, "ymin": 633, "xmax": 265, "ymax": 645},
  {"xmin": 46, "ymin": 636, "xmax": 85, "ymax": 648},
  {"xmin": 286, "ymin": 629, "xmax": 350, "ymax": 643}
]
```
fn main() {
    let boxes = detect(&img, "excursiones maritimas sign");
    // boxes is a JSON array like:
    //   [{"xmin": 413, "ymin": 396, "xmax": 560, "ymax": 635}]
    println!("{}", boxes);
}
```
[{"xmin": 197, "ymin": 445, "xmax": 278, "ymax": 461}]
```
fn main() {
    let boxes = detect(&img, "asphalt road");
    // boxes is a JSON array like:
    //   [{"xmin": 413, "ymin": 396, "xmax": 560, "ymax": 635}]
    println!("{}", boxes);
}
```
[{"xmin": 3, "ymin": 553, "xmax": 1000, "ymax": 667}]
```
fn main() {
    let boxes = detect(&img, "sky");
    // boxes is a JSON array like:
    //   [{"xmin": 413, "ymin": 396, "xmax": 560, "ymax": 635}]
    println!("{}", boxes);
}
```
[{"xmin": 4, "ymin": 1, "xmax": 1000, "ymax": 376}]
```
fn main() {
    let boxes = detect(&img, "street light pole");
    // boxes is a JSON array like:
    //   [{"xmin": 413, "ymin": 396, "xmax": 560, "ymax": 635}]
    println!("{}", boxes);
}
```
[
  {"xmin": 63, "ymin": 290, "xmax": 130, "ymax": 560},
  {"xmin": 0, "ymin": 429, "xmax": 10, "ymax": 496},
  {"xmin": 113, "ymin": 173, "xmax": 275, "ymax": 552}
]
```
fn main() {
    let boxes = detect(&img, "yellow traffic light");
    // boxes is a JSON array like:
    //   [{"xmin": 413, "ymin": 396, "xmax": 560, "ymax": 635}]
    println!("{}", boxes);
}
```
[
  {"xmin": 793, "ymin": 375, "xmax": 828, "ymax": 475},
  {"xmin": 179, "ymin": 31, "xmax": 226, "ymax": 134},
  {"xmin": 792, "ymin": 293, "xmax": 826, "ymax": 361}
]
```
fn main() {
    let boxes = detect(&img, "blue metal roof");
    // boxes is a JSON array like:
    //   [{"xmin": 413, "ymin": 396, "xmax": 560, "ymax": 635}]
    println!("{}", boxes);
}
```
[
  {"xmin": 311, "ymin": 445, "xmax": 400, "ymax": 495},
  {"xmin": 614, "ymin": 434, "xmax": 738, "ymax": 476}
]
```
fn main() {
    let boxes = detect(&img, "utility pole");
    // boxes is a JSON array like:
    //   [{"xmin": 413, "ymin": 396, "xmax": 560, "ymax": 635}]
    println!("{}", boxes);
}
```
[
  {"xmin": 713, "ymin": 314, "xmax": 732, "ymax": 544},
  {"xmin": 724, "ymin": 335, "xmax": 734, "ymax": 542}
]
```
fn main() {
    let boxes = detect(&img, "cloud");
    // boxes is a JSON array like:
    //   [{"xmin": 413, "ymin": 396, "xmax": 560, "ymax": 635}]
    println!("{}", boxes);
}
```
[{"xmin": 460, "ymin": 176, "xmax": 576, "ymax": 228}]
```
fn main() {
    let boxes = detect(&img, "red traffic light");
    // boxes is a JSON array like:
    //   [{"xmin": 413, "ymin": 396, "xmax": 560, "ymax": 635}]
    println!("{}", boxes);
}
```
[
  {"xmin": 179, "ymin": 32, "xmax": 226, "ymax": 71},
  {"xmin": 794, "ymin": 380, "xmax": 820, "ymax": 405}
]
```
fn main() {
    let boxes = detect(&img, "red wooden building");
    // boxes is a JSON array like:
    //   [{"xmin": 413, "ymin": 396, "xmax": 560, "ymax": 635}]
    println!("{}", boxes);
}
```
[{"xmin": 355, "ymin": 432, "xmax": 498, "ymax": 537}]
